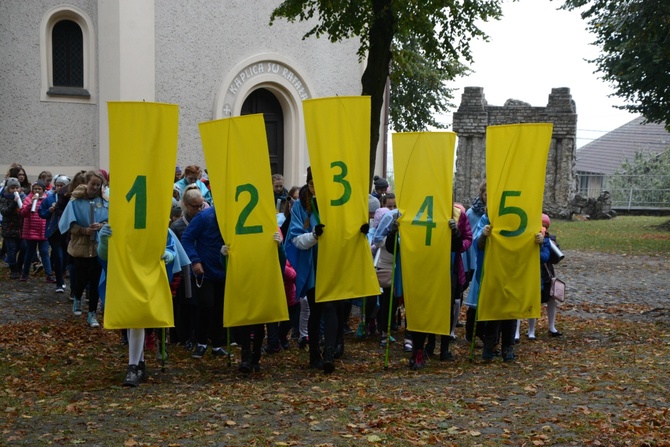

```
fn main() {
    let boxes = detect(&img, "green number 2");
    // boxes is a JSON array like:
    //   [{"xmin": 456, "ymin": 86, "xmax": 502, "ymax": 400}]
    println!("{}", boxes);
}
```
[
  {"xmin": 411, "ymin": 196, "xmax": 436, "ymax": 246},
  {"xmin": 498, "ymin": 190, "xmax": 528, "ymax": 237},
  {"xmin": 330, "ymin": 161, "xmax": 352, "ymax": 206},
  {"xmin": 126, "ymin": 175, "xmax": 147, "ymax": 230},
  {"xmin": 235, "ymin": 184, "xmax": 263, "ymax": 235}
]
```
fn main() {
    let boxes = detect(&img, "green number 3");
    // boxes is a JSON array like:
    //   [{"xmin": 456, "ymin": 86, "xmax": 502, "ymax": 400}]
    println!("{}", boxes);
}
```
[
  {"xmin": 498, "ymin": 190, "xmax": 528, "ymax": 237},
  {"xmin": 235, "ymin": 184, "xmax": 263, "ymax": 235},
  {"xmin": 411, "ymin": 196, "xmax": 436, "ymax": 246},
  {"xmin": 330, "ymin": 161, "xmax": 351, "ymax": 206},
  {"xmin": 126, "ymin": 175, "xmax": 147, "ymax": 230}
]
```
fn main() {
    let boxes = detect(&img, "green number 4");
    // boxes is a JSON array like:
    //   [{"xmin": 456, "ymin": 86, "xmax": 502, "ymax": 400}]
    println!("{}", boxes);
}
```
[
  {"xmin": 498, "ymin": 190, "xmax": 528, "ymax": 237},
  {"xmin": 411, "ymin": 196, "xmax": 436, "ymax": 246}
]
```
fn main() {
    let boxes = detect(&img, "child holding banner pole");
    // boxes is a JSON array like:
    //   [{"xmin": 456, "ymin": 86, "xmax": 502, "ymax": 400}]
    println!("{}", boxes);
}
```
[
  {"xmin": 97, "ymin": 224, "xmax": 188, "ymax": 387},
  {"xmin": 470, "ymin": 215, "xmax": 546, "ymax": 362},
  {"xmin": 424, "ymin": 204, "xmax": 473, "ymax": 361},
  {"xmin": 285, "ymin": 167, "xmax": 338, "ymax": 374},
  {"xmin": 222, "ymin": 230, "xmax": 286, "ymax": 373}
]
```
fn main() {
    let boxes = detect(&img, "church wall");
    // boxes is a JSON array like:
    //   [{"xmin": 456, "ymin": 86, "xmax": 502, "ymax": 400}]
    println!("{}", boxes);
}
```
[
  {"xmin": 1, "ymin": 0, "xmax": 363, "ymax": 184},
  {"xmin": 0, "ymin": 0, "xmax": 99, "ymax": 178},
  {"xmin": 154, "ymin": 0, "xmax": 363, "ymax": 182}
]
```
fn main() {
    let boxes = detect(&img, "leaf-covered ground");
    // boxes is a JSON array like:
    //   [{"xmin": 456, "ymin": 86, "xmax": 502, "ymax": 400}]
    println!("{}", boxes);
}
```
[{"xmin": 1, "ymin": 250, "xmax": 669, "ymax": 446}]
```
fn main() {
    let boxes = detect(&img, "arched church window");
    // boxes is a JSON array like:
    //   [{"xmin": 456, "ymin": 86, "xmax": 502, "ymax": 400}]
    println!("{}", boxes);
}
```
[
  {"xmin": 52, "ymin": 20, "xmax": 84, "ymax": 88},
  {"xmin": 41, "ymin": 6, "xmax": 95, "ymax": 101}
]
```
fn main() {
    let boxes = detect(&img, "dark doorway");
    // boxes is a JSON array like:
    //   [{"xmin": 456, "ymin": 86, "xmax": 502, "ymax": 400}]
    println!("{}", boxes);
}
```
[{"xmin": 241, "ymin": 88, "xmax": 284, "ymax": 175}]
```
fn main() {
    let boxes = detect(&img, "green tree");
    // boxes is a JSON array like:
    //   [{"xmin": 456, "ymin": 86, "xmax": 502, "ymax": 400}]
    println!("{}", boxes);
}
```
[
  {"xmin": 608, "ymin": 149, "xmax": 670, "ymax": 207},
  {"xmin": 270, "ymin": 0, "xmax": 503, "ymax": 183},
  {"xmin": 561, "ymin": 0, "xmax": 670, "ymax": 130}
]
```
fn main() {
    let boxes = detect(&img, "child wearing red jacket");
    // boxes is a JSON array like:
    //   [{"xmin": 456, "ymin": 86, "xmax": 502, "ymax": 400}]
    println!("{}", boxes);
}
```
[{"xmin": 20, "ymin": 181, "xmax": 54, "ymax": 282}]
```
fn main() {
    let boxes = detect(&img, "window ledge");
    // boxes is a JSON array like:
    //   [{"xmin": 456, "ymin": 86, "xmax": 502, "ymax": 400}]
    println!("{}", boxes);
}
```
[{"xmin": 47, "ymin": 86, "xmax": 91, "ymax": 98}]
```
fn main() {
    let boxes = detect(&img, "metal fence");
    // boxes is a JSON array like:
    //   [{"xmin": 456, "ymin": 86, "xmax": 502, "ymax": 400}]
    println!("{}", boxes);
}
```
[{"xmin": 577, "ymin": 174, "xmax": 670, "ymax": 210}]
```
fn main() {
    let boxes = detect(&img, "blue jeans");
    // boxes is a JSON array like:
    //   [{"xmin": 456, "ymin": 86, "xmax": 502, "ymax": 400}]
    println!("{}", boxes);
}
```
[
  {"xmin": 4, "ymin": 237, "xmax": 26, "ymax": 271},
  {"xmin": 48, "ymin": 233, "xmax": 65, "ymax": 286},
  {"xmin": 22, "ymin": 240, "xmax": 52, "ymax": 276}
]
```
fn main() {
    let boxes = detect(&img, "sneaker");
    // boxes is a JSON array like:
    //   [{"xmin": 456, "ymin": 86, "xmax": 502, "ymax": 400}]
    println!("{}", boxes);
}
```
[
  {"xmin": 263, "ymin": 344, "xmax": 281, "ymax": 354},
  {"xmin": 410, "ymin": 349, "xmax": 425, "ymax": 370},
  {"xmin": 322, "ymin": 347, "xmax": 335, "ymax": 374},
  {"xmin": 123, "ymin": 364, "xmax": 141, "ymax": 387},
  {"xmin": 87, "ymin": 312, "xmax": 100, "ymax": 328},
  {"xmin": 403, "ymin": 340, "xmax": 413, "ymax": 352},
  {"xmin": 192, "ymin": 344, "xmax": 207, "ymax": 359},
  {"xmin": 184, "ymin": 340, "xmax": 195, "ymax": 351},
  {"xmin": 138, "ymin": 361, "xmax": 146, "ymax": 382},
  {"xmin": 45, "ymin": 275, "xmax": 57, "ymax": 283},
  {"xmin": 55, "ymin": 285, "xmax": 65, "ymax": 293},
  {"xmin": 502, "ymin": 346, "xmax": 516, "ymax": 362},
  {"xmin": 549, "ymin": 330, "xmax": 563, "ymax": 337},
  {"xmin": 19, "ymin": 274, "xmax": 28, "ymax": 282},
  {"xmin": 73, "ymin": 298, "xmax": 82, "ymax": 316},
  {"xmin": 9, "ymin": 271, "xmax": 20, "ymax": 280},
  {"xmin": 482, "ymin": 339, "xmax": 495, "ymax": 361},
  {"xmin": 211, "ymin": 347, "xmax": 231, "ymax": 357},
  {"xmin": 440, "ymin": 351, "xmax": 454, "ymax": 361}
]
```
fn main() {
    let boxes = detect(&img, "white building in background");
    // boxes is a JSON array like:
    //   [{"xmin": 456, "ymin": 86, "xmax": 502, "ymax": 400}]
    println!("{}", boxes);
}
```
[{"xmin": 1, "ymin": 0, "xmax": 381, "ymax": 187}]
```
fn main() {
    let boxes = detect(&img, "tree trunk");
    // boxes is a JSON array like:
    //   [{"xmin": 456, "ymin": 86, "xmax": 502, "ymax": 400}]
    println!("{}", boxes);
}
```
[{"xmin": 361, "ymin": 0, "xmax": 394, "ymax": 189}]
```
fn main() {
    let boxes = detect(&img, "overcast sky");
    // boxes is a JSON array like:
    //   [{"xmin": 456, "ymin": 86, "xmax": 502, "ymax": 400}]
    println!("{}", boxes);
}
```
[{"xmin": 437, "ymin": 0, "xmax": 638, "ymax": 148}]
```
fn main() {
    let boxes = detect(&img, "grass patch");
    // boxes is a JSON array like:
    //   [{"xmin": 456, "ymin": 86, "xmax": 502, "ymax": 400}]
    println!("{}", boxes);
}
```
[{"xmin": 551, "ymin": 216, "xmax": 670, "ymax": 256}]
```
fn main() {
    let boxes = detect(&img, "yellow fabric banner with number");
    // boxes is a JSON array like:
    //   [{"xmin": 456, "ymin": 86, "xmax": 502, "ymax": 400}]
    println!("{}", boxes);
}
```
[
  {"xmin": 199, "ymin": 114, "xmax": 288, "ymax": 327},
  {"xmin": 477, "ymin": 123, "xmax": 553, "ymax": 321},
  {"xmin": 105, "ymin": 102, "xmax": 179, "ymax": 329},
  {"xmin": 303, "ymin": 96, "xmax": 380, "ymax": 302},
  {"xmin": 393, "ymin": 132, "xmax": 456, "ymax": 335}
]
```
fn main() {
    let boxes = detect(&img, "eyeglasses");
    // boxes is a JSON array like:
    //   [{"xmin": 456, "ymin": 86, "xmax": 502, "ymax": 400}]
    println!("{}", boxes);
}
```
[{"xmin": 187, "ymin": 201, "xmax": 205, "ymax": 210}]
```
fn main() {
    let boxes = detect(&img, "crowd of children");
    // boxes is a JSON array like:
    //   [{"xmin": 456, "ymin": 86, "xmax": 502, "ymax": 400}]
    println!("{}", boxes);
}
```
[{"xmin": 1, "ymin": 163, "xmax": 564, "ymax": 386}]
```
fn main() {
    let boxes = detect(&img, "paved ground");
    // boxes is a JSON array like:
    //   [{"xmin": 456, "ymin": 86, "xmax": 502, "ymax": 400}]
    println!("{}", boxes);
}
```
[{"xmin": 2, "ymin": 249, "xmax": 668, "ymax": 325}]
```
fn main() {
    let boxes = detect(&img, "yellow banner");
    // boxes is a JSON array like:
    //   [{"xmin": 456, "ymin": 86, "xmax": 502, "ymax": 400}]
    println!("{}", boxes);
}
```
[
  {"xmin": 199, "ymin": 114, "xmax": 288, "ymax": 327},
  {"xmin": 393, "ymin": 132, "xmax": 456, "ymax": 335},
  {"xmin": 105, "ymin": 102, "xmax": 179, "ymax": 329},
  {"xmin": 303, "ymin": 96, "xmax": 380, "ymax": 302},
  {"xmin": 477, "ymin": 123, "xmax": 553, "ymax": 321}
]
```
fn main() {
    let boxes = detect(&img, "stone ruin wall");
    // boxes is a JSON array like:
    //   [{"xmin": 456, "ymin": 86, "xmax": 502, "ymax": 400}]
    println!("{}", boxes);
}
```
[{"xmin": 453, "ymin": 87, "xmax": 577, "ymax": 219}]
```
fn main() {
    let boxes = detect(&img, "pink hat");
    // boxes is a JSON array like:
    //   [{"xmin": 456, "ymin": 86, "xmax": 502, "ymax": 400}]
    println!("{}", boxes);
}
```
[{"xmin": 542, "ymin": 213, "xmax": 551, "ymax": 228}]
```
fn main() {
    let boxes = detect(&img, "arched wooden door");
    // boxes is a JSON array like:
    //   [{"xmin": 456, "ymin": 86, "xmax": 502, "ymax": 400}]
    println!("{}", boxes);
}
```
[{"xmin": 241, "ymin": 88, "xmax": 284, "ymax": 175}]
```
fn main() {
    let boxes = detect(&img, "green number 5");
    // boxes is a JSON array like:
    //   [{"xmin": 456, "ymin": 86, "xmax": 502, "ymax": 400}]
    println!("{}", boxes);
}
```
[
  {"xmin": 330, "ymin": 161, "xmax": 351, "ymax": 206},
  {"xmin": 235, "ymin": 184, "xmax": 263, "ymax": 235},
  {"xmin": 498, "ymin": 190, "xmax": 527, "ymax": 237}
]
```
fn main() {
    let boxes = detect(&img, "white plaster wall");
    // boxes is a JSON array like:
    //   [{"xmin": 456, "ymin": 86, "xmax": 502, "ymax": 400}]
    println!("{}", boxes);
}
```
[
  {"xmin": 154, "ymin": 0, "xmax": 364, "ymax": 181},
  {"xmin": 0, "ymin": 0, "xmax": 98, "ymax": 179},
  {"xmin": 1, "ymin": 0, "xmax": 375, "ymax": 182}
]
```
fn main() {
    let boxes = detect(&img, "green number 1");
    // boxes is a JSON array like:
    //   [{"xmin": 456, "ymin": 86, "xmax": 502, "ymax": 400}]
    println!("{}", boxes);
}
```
[
  {"xmin": 498, "ymin": 190, "xmax": 528, "ymax": 237},
  {"xmin": 125, "ymin": 175, "xmax": 147, "ymax": 229},
  {"xmin": 411, "ymin": 196, "xmax": 436, "ymax": 246},
  {"xmin": 235, "ymin": 184, "xmax": 263, "ymax": 235}
]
